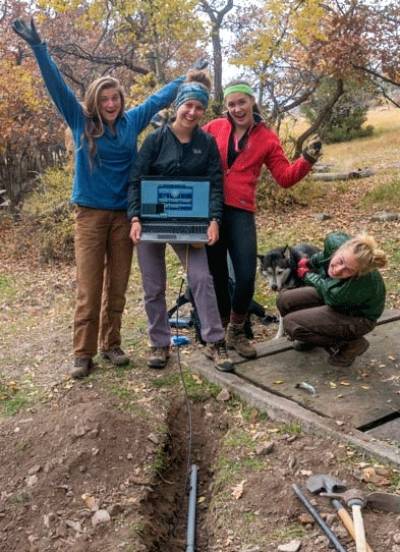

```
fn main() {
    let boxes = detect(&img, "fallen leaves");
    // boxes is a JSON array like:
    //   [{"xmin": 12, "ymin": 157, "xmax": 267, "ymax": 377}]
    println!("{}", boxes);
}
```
[{"xmin": 231, "ymin": 479, "xmax": 246, "ymax": 500}]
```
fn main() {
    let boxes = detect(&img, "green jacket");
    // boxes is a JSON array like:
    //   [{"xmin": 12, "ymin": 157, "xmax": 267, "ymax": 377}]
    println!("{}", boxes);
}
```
[{"xmin": 304, "ymin": 232, "xmax": 386, "ymax": 321}]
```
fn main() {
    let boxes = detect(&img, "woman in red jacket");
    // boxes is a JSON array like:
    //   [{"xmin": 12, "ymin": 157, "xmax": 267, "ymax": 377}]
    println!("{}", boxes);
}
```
[{"xmin": 203, "ymin": 81, "xmax": 321, "ymax": 359}]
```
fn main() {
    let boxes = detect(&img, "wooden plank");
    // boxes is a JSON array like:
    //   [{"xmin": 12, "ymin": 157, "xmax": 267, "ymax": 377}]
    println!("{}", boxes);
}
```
[
  {"xmin": 235, "ymin": 320, "xmax": 400, "ymax": 429},
  {"xmin": 367, "ymin": 418, "xmax": 400, "ymax": 442}
]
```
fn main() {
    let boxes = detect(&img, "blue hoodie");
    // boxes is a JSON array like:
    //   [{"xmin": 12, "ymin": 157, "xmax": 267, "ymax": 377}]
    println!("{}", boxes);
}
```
[{"xmin": 32, "ymin": 43, "xmax": 184, "ymax": 210}]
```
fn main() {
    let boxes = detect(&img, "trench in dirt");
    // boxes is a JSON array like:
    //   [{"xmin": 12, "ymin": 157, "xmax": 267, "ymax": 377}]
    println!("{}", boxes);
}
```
[{"xmin": 138, "ymin": 398, "xmax": 225, "ymax": 551}]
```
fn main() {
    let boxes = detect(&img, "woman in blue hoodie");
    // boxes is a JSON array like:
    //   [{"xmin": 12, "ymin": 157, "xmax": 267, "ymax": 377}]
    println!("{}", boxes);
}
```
[{"xmin": 12, "ymin": 18, "xmax": 187, "ymax": 378}]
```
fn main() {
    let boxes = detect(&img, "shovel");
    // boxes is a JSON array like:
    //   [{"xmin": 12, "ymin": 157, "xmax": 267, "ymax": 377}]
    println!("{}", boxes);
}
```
[{"xmin": 307, "ymin": 475, "xmax": 373, "ymax": 552}]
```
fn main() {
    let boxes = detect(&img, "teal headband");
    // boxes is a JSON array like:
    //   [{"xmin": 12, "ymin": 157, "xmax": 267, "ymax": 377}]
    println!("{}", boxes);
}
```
[
  {"xmin": 175, "ymin": 82, "xmax": 209, "ymax": 109},
  {"xmin": 223, "ymin": 84, "xmax": 255, "ymax": 99}
]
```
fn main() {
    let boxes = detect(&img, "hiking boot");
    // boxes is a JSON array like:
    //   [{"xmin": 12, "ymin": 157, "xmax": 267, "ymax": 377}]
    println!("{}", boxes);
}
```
[
  {"xmin": 328, "ymin": 337, "xmax": 370, "ymax": 367},
  {"xmin": 226, "ymin": 322, "xmax": 257, "ymax": 359},
  {"xmin": 101, "ymin": 346, "xmax": 130, "ymax": 366},
  {"xmin": 292, "ymin": 340, "xmax": 317, "ymax": 352},
  {"xmin": 70, "ymin": 357, "xmax": 94, "ymax": 379},
  {"xmin": 204, "ymin": 340, "xmax": 234, "ymax": 372},
  {"xmin": 147, "ymin": 346, "xmax": 170, "ymax": 369}
]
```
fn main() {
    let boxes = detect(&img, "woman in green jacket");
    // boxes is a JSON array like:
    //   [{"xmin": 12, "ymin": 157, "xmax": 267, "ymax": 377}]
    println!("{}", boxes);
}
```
[{"xmin": 277, "ymin": 232, "xmax": 387, "ymax": 367}]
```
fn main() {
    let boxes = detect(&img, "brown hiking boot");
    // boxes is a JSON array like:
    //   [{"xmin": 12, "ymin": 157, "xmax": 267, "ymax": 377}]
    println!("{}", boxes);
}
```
[
  {"xmin": 147, "ymin": 346, "xmax": 170, "ymax": 369},
  {"xmin": 101, "ymin": 346, "xmax": 130, "ymax": 366},
  {"xmin": 292, "ymin": 340, "xmax": 317, "ymax": 352},
  {"xmin": 204, "ymin": 340, "xmax": 234, "ymax": 372},
  {"xmin": 328, "ymin": 337, "xmax": 370, "ymax": 367},
  {"xmin": 70, "ymin": 357, "xmax": 94, "ymax": 379},
  {"xmin": 226, "ymin": 322, "xmax": 257, "ymax": 359}
]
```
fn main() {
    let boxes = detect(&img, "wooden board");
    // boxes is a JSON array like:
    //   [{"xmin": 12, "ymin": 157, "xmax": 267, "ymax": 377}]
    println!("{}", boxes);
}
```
[{"xmin": 235, "ymin": 320, "xmax": 400, "ymax": 429}]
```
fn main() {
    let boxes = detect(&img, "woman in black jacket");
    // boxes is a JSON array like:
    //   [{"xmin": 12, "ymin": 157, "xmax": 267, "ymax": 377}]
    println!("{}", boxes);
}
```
[{"xmin": 127, "ymin": 71, "xmax": 232, "ymax": 372}]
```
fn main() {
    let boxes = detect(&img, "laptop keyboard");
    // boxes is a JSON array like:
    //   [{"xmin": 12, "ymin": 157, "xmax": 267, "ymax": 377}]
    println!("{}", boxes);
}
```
[{"xmin": 142, "ymin": 224, "xmax": 208, "ymax": 234}]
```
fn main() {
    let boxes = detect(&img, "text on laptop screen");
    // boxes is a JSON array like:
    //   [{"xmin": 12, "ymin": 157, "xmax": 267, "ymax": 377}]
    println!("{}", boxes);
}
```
[{"xmin": 140, "ymin": 179, "xmax": 210, "ymax": 219}]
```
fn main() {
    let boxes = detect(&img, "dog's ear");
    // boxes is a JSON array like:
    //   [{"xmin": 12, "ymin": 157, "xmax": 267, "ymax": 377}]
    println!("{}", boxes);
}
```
[
  {"xmin": 257, "ymin": 254, "xmax": 264, "ymax": 265},
  {"xmin": 282, "ymin": 245, "xmax": 291, "ymax": 260}
]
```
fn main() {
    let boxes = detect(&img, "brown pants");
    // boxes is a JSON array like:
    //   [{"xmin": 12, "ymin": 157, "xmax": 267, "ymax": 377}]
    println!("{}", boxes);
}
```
[
  {"xmin": 277, "ymin": 287, "xmax": 375, "ymax": 348},
  {"xmin": 73, "ymin": 207, "xmax": 133, "ymax": 358}
]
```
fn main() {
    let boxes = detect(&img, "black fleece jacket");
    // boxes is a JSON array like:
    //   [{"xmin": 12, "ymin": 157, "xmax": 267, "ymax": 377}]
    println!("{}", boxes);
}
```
[{"xmin": 127, "ymin": 124, "xmax": 223, "ymax": 222}]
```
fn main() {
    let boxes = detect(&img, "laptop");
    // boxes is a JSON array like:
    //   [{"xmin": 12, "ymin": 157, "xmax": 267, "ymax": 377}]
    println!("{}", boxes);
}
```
[{"xmin": 140, "ymin": 177, "xmax": 210, "ymax": 243}]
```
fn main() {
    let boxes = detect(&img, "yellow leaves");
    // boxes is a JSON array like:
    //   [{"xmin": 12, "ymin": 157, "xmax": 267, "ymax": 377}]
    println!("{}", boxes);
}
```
[{"xmin": 233, "ymin": 0, "xmax": 327, "ymax": 71}]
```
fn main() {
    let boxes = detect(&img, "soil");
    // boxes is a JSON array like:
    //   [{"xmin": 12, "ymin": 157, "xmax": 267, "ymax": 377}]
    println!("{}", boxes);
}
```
[{"xmin": 1, "ymin": 161, "xmax": 400, "ymax": 551}]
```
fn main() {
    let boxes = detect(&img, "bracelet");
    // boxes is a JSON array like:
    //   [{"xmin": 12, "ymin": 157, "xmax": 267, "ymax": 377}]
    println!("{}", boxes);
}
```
[{"xmin": 131, "ymin": 217, "xmax": 140, "ymax": 224}]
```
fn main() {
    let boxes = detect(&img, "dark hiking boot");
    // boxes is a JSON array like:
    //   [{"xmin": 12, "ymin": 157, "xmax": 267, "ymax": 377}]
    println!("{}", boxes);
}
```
[
  {"xmin": 328, "ymin": 337, "xmax": 370, "ymax": 367},
  {"xmin": 292, "ymin": 340, "xmax": 317, "ymax": 352},
  {"xmin": 71, "ymin": 357, "xmax": 94, "ymax": 379},
  {"xmin": 101, "ymin": 347, "xmax": 130, "ymax": 366},
  {"xmin": 204, "ymin": 340, "xmax": 234, "ymax": 372},
  {"xmin": 226, "ymin": 322, "xmax": 257, "ymax": 359},
  {"xmin": 147, "ymin": 346, "xmax": 170, "ymax": 369}
]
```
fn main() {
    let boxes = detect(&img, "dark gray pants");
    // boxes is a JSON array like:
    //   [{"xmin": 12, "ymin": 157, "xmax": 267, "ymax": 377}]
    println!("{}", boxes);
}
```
[
  {"xmin": 137, "ymin": 242, "xmax": 225, "ymax": 347},
  {"xmin": 277, "ymin": 287, "xmax": 375, "ymax": 347}
]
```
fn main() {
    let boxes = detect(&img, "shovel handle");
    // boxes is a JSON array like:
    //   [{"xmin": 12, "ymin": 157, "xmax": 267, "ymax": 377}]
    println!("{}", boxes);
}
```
[
  {"xmin": 333, "ymin": 501, "xmax": 374, "ymax": 552},
  {"xmin": 352, "ymin": 504, "xmax": 367, "ymax": 552}
]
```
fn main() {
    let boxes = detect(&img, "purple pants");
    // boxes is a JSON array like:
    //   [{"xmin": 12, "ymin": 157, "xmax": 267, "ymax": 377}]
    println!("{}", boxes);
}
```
[{"xmin": 137, "ymin": 242, "xmax": 225, "ymax": 347}]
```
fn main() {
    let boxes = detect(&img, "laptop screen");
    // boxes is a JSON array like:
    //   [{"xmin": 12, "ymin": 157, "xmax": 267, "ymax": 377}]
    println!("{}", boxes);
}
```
[{"xmin": 140, "ymin": 178, "xmax": 210, "ymax": 219}]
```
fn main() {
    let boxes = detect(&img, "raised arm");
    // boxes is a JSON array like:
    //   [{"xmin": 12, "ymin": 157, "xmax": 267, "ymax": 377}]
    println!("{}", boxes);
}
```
[
  {"xmin": 12, "ymin": 18, "xmax": 83, "ymax": 130},
  {"xmin": 126, "ymin": 77, "xmax": 185, "ymax": 134}
]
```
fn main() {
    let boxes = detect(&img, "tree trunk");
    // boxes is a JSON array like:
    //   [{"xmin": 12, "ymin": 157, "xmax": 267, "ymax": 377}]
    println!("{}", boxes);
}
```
[{"xmin": 294, "ymin": 78, "xmax": 344, "ymax": 159}]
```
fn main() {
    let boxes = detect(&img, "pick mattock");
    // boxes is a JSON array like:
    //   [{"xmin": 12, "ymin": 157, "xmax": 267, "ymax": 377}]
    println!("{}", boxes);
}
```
[{"xmin": 307, "ymin": 474, "xmax": 373, "ymax": 552}]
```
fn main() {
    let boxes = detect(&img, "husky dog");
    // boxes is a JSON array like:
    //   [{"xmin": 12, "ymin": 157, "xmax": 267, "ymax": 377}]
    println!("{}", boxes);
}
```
[{"xmin": 258, "ymin": 243, "xmax": 320, "ymax": 338}]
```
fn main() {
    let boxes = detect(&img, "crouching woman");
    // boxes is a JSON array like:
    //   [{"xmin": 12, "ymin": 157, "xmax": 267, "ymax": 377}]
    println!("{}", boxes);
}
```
[{"xmin": 277, "ymin": 232, "xmax": 387, "ymax": 367}]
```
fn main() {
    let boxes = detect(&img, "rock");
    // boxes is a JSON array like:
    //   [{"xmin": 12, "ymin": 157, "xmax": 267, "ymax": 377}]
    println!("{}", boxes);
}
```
[
  {"xmin": 26, "ymin": 475, "xmax": 38, "ymax": 487},
  {"xmin": 127, "ymin": 453, "xmax": 133, "ymax": 460},
  {"xmin": 65, "ymin": 519, "xmax": 82, "ymax": 533},
  {"xmin": 216, "ymin": 388, "xmax": 231, "ymax": 402},
  {"xmin": 277, "ymin": 540, "xmax": 302, "ymax": 552},
  {"xmin": 392, "ymin": 545, "xmax": 400, "ymax": 552},
  {"xmin": 298, "ymin": 513, "xmax": 314, "ymax": 525},
  {"xmin": 371, "ymin": 211, "xmax": 399, "ymax": 222},
  {"xmin": 393, "ymin": 533, "xmax": 400, "ymax": 545},
  {"xmin": 147, "ymin": 433, "xmax": 160, "ymax": 445},
  {"xmin": 240, "ymin": 546, "xmax": 261, "ymax": 552},
  {"xmin": 28, "ymin": 465, "xmax": 42, "ymax": 475},
  {"xmin": 73, "ymin": 423, "xmax": 90, "ymax": 438},
  {"xmin": 314, "ymin": 213, "xmax": 332, "ymax": 221},
  {"xmin": 91, "ymin": 509, "xmax": 111, "ymax": 527},
  {"xmin": 43, "ymin": 512, "xmax": 56, "ymax": 529},
  {"xmin": 255, "ymin": 441, "xmax": 275, "ymax": 456}
]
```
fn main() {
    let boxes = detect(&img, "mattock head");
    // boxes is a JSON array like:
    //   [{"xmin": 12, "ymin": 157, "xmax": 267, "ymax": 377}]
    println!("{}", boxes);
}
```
[{"xmin": 322, "ymin": 488, "xmax": 367, "ymax": 508}]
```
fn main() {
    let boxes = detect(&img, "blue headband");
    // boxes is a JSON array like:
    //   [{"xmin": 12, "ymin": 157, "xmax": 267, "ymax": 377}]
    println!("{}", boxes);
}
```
[{"xmin": 174, "ymin": 82, "xmax": 209, "ymax": 109}]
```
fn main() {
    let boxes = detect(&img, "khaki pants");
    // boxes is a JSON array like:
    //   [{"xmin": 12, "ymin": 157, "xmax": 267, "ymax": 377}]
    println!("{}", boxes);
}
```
[
  {"xmin": 277, "ymin": 287, "xmax": 375, "ymax": 348},
  {"xmin": 73, "ymin": 207, "xmax": 133, "ymax": 358}
]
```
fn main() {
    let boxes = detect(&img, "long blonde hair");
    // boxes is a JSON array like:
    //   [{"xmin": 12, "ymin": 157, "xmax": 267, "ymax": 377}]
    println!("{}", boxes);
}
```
[
  {"xmin": 337, "ymin": 233, "xmax": 387, "ymax": 276},
  {"xmin": 82, "ymin": 76, "xmax": 125, "ymax": 162}
]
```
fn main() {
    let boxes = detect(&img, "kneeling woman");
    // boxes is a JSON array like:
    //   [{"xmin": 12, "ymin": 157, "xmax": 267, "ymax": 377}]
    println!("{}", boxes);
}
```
[
  {"xmin": 277, "ymin": 232, "xmax": 387, "ymax": 367},
  {"xmin": 127, "ymin": 71, "xmax": 233, "ymax": 372}
]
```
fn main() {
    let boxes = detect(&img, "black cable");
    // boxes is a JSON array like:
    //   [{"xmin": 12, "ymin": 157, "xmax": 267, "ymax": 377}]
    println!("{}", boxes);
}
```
[{"xmin": 175, "ymin": 275, "xmax": 193, "ymax": 485}]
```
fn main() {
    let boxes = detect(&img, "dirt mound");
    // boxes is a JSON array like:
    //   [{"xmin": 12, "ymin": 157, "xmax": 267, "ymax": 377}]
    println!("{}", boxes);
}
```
[{"xmin": 0, "ymin": 386, "xmax": 160, "ymax": 551}]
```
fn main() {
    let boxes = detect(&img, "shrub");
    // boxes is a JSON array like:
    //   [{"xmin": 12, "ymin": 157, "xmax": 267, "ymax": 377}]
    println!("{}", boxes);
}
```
[
  {"xmin": 302, "ymin": 78, "xmax": 375, "ymax": 144},
  {"xmin": 23, "ymin": 167, "xmax": 74, "ymax": 263}
]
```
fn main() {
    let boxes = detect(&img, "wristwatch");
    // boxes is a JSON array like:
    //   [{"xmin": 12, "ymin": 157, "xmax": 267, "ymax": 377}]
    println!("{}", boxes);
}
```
[
  {"xmin": 210, "ymin": 217, "xmax": 221, "ymax": 226},
  {"xmin": 131, "ymin": 217, "xmax": 140, "ymax": 224}
]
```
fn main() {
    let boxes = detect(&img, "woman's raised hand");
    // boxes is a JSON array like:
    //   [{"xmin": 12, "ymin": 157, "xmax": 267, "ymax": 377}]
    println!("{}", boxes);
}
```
[{"xmin": 12, "ymin": 18, "xmax": 42, "ymax": 46}]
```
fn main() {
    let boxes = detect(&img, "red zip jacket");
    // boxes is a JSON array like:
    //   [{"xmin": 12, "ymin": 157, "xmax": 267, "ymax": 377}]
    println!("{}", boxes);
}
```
[{"xmin": 203, "ymin": 117, "xmax": 312, "ymax": 213}]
